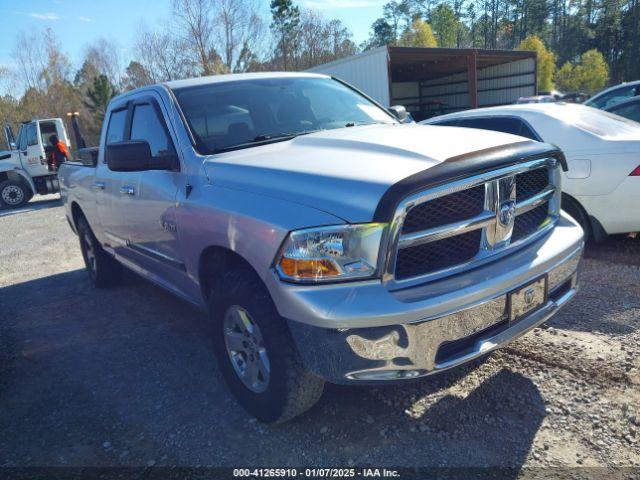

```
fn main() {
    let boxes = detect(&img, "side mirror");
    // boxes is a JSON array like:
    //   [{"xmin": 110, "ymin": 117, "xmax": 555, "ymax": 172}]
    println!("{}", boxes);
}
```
[
  {"xmin": 106, "ymin": 140, "xmax": 177, "ymax": 172},
  {"xmin": 389, "ymin": 105, "xmax": 409, "ymax": 123},
  {"xmin": 4, "ymin": 125, "xmax": 16, "ymax": 150},
  {"xmin": 78, "ymin": 147, "xmax": 99, "ymax": 167}
]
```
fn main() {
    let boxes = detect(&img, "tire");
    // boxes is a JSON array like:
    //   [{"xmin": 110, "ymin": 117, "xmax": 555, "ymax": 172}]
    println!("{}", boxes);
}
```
[
  {"xmin": 0, "ymin": 180, "xmax": 30, "ymax": 208},
  {"xmin": 76, "ymin": 215, "xmax": 122, "ymax": 288},
  {"xmin": 562, "ymin": 194, "xmax": 591, "ymax": 240},
  {"xmin": 208, "ymin": 266, "xmax": 324, "ymax": 423}
]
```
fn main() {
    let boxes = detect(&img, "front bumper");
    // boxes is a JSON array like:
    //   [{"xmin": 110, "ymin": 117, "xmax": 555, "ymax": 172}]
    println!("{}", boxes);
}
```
[{"xmin": 271, "ymin": 212, "xmax": 583, "ymax": 383}]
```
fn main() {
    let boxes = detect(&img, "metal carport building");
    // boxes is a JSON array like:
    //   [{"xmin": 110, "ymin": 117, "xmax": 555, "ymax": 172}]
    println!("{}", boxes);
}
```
[{"xmin": 307, "ymin": 46, "xmax": 537, "ymax": 121}]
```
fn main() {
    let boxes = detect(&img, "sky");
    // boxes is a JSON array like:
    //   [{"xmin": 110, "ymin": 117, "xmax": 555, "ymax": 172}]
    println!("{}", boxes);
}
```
[{"xmin": 0, "ymin": 0, "xmax": 386, "ymax": 88}]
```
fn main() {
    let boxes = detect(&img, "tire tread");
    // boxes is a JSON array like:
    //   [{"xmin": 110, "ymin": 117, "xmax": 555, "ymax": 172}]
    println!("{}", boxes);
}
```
[{"xmin": 210, "ymin": 267, "xmax": 324, "ymax": 423}]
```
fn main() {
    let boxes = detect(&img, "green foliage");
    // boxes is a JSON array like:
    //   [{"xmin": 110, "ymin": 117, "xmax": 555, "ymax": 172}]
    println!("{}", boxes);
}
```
[
  {"xmin": 365, "ymin": 18, "xmax": 396, "ymax": 49},
  {"xmin": 578, "ymin": 49, "xmax": 610, "ymax": 94},
  {"xmin": 519, "ymin": 35, "xmax": 556, "ymax": 92},
  {"xmin": 555, "ymin": 62, "xmax": 580, "ymax": 92},
  {"xmin": 84, "ymin": 75, "xmax": 117, "ymax": 125},
  {"xmin": 555, "ymin": 50, "xmax": 610, "ymax": 95},
  {"xmin": 399, "ymin": 19, "xmax": 438, "ymax": 47},
  {"xmin": 429, "ymin": 4, "xmax": 460, "ymax": 48}
]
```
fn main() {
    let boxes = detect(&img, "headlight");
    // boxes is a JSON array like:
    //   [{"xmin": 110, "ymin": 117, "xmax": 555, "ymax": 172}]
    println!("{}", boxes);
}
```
[{"xmin": 275, "ymin": 223, "xmax": 387, "ymax": 283}]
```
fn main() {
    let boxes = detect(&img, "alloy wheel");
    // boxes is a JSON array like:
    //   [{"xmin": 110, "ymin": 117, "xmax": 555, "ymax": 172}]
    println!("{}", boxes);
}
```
[
  {"xmin": 223, "ymin": 305, "xmax": 271, "ymax": 393},
  {"xmin": 82, "ymin": 230, "xmax": 97, "ymax": 277}
]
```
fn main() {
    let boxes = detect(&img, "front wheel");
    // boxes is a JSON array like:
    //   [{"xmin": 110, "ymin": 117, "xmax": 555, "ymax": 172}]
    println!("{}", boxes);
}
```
[
  {"xmin": 208, "ymin": 267, "xmax": 324, "ymax": 423},
  {"xmin": 77, "ymin": 216, "xmax": 122, "ymax": 288},
  {"xmin": 0, "ymin": 180, "xmax": 30, "ymax": 208}
]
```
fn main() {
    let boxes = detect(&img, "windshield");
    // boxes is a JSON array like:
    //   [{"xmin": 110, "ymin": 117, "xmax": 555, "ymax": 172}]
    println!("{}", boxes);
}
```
[{"xmin": 172, "ymin": 76, "xmax": 396, "ymax": 154}]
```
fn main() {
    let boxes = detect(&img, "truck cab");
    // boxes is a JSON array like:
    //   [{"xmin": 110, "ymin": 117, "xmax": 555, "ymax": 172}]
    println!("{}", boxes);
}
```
[{"xmin": 0, "ymin": 118, "xmax": 70, "ymax": 208}]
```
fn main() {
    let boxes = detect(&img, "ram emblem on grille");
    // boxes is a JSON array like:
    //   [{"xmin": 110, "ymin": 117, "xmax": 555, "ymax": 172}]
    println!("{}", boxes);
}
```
[{"xmin": 498, "ymin": 200, "xmax": 516, "ymax": 228}]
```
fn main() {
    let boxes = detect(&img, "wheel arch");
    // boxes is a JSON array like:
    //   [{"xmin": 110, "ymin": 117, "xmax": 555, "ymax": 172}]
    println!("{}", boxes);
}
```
[
  {"xmin": 561, "ymin": 192, "xmax": 607, "ymax": 242},
  {"xmin": 70, "ymin": 201, "xmax": 85, "ymax": 232},
  {"xmin": 0, "ymin": 169, "xmax": 36, "ymax": 195},
  {"xmin": 198, "ymin": 245, "xmax": 264, "ymax": 302},
  {"xmin": 561, "ymin": 191, "xmax": 584, "ymax": 211}
]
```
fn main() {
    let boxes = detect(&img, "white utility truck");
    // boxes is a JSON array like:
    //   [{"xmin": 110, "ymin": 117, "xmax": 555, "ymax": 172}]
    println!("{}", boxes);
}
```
[{"xmin": 0, "ymin": 118, "xmax": 71, "ymax": 208}]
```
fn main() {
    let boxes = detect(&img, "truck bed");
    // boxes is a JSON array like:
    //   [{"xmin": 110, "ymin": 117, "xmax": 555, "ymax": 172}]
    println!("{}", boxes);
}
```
[{"xmin": 58, "ymin": 148, "xmax": 99, "ymax": 229}]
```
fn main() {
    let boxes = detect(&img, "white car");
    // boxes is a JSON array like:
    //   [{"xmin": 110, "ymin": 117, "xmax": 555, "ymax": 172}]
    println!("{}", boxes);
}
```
[{"xmin": 421, "ymin": 103, "xmax": 640, "ymax": 240}]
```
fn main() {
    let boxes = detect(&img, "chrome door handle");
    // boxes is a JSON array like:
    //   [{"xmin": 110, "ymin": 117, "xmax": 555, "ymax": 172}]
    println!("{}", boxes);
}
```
[
  {"xmin": 120, "ymin": 185, "xmax": 135, "ymax": 196},
  {"xmin": 92, "ymin": 181, "xmax": 106, "ymax": 190}
]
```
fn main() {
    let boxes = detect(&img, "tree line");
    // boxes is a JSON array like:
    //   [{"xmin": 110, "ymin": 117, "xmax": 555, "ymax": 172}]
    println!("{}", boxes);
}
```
[
  {"xmin": 364, "ymin": 0, "xmax": 637, "ymax": 92},
  {"xmin": 0, "ymin": 0, "xmax": 638, "ymax": 148},
  {"xmin": 0, "ymin": 0, "xmax": 356, "ymax": 147}
]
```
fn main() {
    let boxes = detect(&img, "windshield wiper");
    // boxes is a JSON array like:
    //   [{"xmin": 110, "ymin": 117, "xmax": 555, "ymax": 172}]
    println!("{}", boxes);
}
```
[{"xmin": 214, "ymin": 130, "xmax": 320, "ymax": 154}]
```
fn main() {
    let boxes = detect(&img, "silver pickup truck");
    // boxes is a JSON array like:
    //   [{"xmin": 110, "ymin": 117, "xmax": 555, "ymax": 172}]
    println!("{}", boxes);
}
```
[{"xmin": 59, "ymin": 72, "xmax": 584, "ymax": 423}]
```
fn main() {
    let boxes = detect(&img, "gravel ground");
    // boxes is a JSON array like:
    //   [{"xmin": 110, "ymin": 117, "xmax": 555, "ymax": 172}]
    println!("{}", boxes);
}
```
[{"xmin": 0, "ymin": 195, "xmax": 639, "ymax": 473}]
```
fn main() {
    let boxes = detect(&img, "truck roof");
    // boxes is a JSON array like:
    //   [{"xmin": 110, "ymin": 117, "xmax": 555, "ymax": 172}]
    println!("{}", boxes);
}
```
[
  {"xmin": 110, "ymin": 72, "xmax": 331, "ymax": 105},
  {"xmin": 164, "ymin": 72, "xmax": 329, "ymax": 90}
]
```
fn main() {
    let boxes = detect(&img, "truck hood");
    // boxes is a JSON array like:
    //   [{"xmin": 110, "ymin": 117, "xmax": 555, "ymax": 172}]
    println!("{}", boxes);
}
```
[{"xmin": 203, "ymin": 123, "xmax": 528, "ymax": 223}]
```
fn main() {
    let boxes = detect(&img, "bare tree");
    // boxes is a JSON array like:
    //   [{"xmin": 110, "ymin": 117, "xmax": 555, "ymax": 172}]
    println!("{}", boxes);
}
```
[
  {"xmin": 292, "ymin": 10, "xmax": 357, "ymax": 70},
  {"xmin": 214, "ymin": 0, "xmax": 266, "ymax": 72},
  {"xmin": 134, "ymin": 26, "xmax": 196, "ymax": 82},
  {"xmin": 12, "ymin": 32, "xmax": 47, "ymax": 90},
  {"xmin": 121, "ymin": 61, "xmax": 154, "ymax": 90},
  {"xmin": 82, "ymin": 38, "xmax": 124, "ymax": 88},
  {"xmin": 172, "ymin": 0, "xmax": 222, "ymax": 75}
]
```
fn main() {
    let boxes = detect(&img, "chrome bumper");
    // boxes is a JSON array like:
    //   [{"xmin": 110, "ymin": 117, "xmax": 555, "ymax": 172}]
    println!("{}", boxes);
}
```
[
  {"xmin": 282, "ymin": 213, "xmax": 583, "ymax": 384},
  {"xmin": 343, "ymin": 275, "xmax": 577, "ymax": 381}
]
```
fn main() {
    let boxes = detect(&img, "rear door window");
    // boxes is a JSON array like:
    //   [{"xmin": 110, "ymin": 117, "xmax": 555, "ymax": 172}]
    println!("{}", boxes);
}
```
[
  {"xmin": 106, "ymin": 109, "xmax": 127, "ymax": 144},
  {"xmin": 130, "ymin": 104, "xmax": 175, "ymax": 157}
]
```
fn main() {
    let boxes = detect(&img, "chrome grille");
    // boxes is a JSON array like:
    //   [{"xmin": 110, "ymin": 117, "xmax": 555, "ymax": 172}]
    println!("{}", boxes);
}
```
[
  {"xmin": 386, "ymin": 158, "xmax": 561, "ymax": 287},
  {"xmin": 516, "ymin": 167, "xmax": 549, "ymax": 202},
  {"xmin": 396, "ymin": 230, "xmax": 482, "ymax": 280},
  {"xmin": 512, "ymin": 203, "xmax": 549, "ymax": 242},
  {"xmin": 402, "ymin": 185, "xmax": 485, "ymax": 234}
]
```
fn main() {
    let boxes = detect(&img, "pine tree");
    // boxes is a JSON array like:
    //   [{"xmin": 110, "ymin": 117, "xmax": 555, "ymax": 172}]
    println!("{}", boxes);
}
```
[
  {"xmin": 430, "ymin": 3, "xmax": 460, "ymax": 48},
  {"xmin": 270, "ymin": 0, "xmax": 300, "ymax": 71},
  {"xmin": 84, "ymin": 75, "xmax": 116, "ymax": 125}
]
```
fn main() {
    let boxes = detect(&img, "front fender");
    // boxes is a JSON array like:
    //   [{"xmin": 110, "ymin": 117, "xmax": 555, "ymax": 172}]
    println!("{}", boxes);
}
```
[
  {"xmin": 176, "ymin": 184, "xmax": 345, "ymax": 298},
  {"xmin": 0, "ymin": 166, "xmax": 36, "ymax": 195}
]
